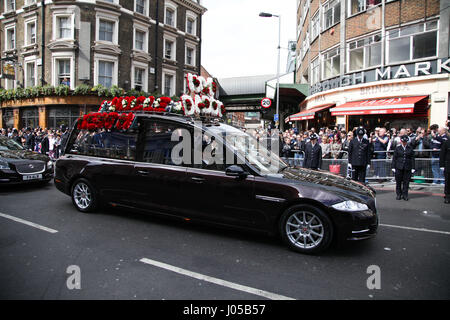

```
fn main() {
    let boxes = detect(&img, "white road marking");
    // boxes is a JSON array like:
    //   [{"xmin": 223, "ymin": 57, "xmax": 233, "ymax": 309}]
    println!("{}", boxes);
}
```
[
  {"xmin": 0, "ymin": 212, "xmax": 58, "ymax": 234},
  {"xmin": 380, "ymin": 224, "xmax": 450, "ymax": 235},
  {"xmin": 139, "ymin": 257, "xmax": 295, "ymax": 300}
]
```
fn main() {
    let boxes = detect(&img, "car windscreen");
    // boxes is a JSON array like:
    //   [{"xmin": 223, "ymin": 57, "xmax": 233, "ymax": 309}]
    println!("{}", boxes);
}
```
[
  {"xmin": 202, "ymin": 123, "xmax": 287, "ymax": 175},
  {"xmin": 0, "ymin": 137, "xmax": 25, "ymax": 151}
]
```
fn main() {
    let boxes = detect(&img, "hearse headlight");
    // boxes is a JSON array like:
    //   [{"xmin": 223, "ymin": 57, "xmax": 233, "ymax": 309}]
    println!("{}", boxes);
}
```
[
  {"xmin": 0, "ymin": 159, "xmax": 10, "ymax": 169},
  {"xmin": 332, "ymin": 201, "xmax": 369, "ymax": 212}
]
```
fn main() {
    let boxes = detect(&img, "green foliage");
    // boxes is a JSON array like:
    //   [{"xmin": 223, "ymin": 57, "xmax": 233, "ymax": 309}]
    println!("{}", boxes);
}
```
[
  {"xmin": 55, "ymin": 84, "xmax": 70, "ymax": 96},
  {"xmin": 73, "ymin": 84, "xmax": 91, "ymax": 95},
  {"xmin": 0, "ymin": 83, "xmax": 175, "ymax": 103}
]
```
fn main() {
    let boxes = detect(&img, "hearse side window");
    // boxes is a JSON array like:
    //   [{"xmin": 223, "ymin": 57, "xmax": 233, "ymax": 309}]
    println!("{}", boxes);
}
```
[
  {"xmin": 196, "ymin": 130, "xmax": 226, "ymax": 171},
  {"xmin": 143, "ymin": 120, "xmax": 191, "ymax": 166},
  {"xmin": 68, "ymin": 129, "xmax": 138, "ymax": 160}
]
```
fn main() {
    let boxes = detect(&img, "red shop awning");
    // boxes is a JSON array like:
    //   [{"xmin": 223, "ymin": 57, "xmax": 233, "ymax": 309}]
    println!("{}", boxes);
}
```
[
  {"xmin": 286, "ymin": 104, "xmax": 334, "ymax": 122},
  {"xmin": 330, "ymin": 96, "xmax": 428, "ymax": 116}
]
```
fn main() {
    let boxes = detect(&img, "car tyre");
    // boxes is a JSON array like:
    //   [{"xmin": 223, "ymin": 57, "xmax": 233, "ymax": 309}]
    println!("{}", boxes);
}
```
[
  {"xmin": 279, "ymin": 204, "xmax": 333, "ymax": 254},
  {"xmin": 71, "ymin": 178, "xmax": 98, "ymax": 213}
]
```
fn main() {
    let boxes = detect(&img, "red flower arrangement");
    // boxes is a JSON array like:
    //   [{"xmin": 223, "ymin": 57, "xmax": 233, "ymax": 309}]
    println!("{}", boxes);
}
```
[
  {"xmin": 193, "ymin": 77, "xmax": 200, "ymax": 87},
  {"xmin": 203, "ymin": 98, "xmax": 210, "ymax": 108},
  {"xmin": 143, "ymin": 96, "xmax": 156, "ymax": 111},
  {"xmin": 212, "ymin": 101, "xmax": 218, "ymax": 110},
  {"xmin": 198, "ymin": 103, "xmax": 206, "ymax": 109},
  {"xmin": 158, "ymin": 96, "xmax": 172, "ymax": 109},
  {"xmin": 212, "ymin": 82, "xmax": 217, "ymax": 93},
  {"xmin": 115, "ymin": 113, "xmax": 135, "ymax": 130},
  {"xmin": 105, "ymin": 112, "xmax": 119, "ymax": 129}
]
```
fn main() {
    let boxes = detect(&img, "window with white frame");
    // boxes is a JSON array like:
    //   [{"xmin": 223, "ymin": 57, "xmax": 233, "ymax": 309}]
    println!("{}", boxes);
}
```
[
  {"xmin": 165, "ymin": 1, "xmax": 177, "ymax": 28},
  {"xmin": 134, "ymin": 29, "xmax": 146, "ymax": 51},
  {"xmin": 387, "ymin": 21, "xmax": 438, "ymax": 64},
  {"xmin": 186, "ymin": 17, "xmax": 196, "ymax": 35},
  {"xmin": 164, "ymin": 38, "xmax": 176, "ymax": 60},
  {"xmin": 96, "ymin": 11, "xmax": 119, "ymax": 45},
  {"xmin": 301, "ymin": 32, "xmax": 309, "ymax": 58},
  {"xmin": 99, "ymin": 19, "xmax": 115, "ymax": 42},
  {"xmin": 301, "ymin": 0, "xmax": 310, "ymax": 25},
  {"xmin": 311, "ymin": 12, "xmax": 319, "ymax": 41},
  {"xmin": 25, "ymin": 61, "xmax": 36, "ymax": 88},
  {"xmin": 135, "ymin": 0, "xmax": 148, "ymax": 15},
  {"xmin": 322, "ymin": 47, "xmax": 340, "ymax": 79},
  {"xmin": 348, "ymin": 0, "xmax": 381, "ymax": 16},
  {"xmin": 163, "ymin": 71, "xmax": 175, "ymax": 96},
  {"xmin": 311, "ymin": 57, "xmax": 320, "ymax": 85},
  {"xmin": 56, "ymin": 16, "xmax": 73, "ymax": 39},
  {"xmin": 323, "ymin": 0, "xmax": 340, "ymax": 30},
  {"xmin": 98, "ymin": 60, "xmax": 115, "ymax": 88},
  {"xmin": 25, "ymin": 0, "xmax": 37, "ymax": 5},
  {"xmin": 4, "ymin": 0, "xmax": 15, "ymax": 12},
  {"xmin": 348, "ymin": 33, "xmax": 381, "ymax": 71},
  {"xmin": 185, "ymin": 46, "xmax": 195, "ymax": 66},
  {"xmin": 25, "ymin": 20, "xmax": 37, "ymax": 46},
  {"xmin": 134, "ymin": 67, "xmax": 145, "ymax": 91},
  {"xmin": 57, "ymin": 59, "xmax": 71, "ymax": 86},
  {"xmin": 5, "ymin": 26, "xmax": 15, "ymax": 50}
]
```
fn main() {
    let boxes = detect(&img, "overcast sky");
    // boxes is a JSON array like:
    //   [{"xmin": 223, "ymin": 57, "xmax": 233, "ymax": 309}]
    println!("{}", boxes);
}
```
[{"xmin": 201, "ymin": 0, "xmax": 297, "ymax": 79}]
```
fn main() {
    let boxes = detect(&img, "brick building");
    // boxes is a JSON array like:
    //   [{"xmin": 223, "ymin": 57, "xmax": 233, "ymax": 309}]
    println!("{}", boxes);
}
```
[
  {"xmin": 0, "ymin": 0, "xmax": 206, "ymax": 129},
  {"xmin": 291, "ymin": 0, "xmax": 450, "ymax": 132}
]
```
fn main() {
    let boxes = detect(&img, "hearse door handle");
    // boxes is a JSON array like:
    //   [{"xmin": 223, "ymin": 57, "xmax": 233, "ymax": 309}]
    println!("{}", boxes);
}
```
[
  {"xmin": 191, "ymin": 177, "xmax": 205, "ymax": 183},
  {"xmin": 137, "ymin": 170, "xmax": 150, "ymax": 176}
]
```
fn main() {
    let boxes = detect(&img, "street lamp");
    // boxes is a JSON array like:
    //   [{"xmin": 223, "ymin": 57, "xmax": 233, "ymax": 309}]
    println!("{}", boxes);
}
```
[{"xmin": 259, "ymin": 12, "xmax": 281, "ymax": 130}]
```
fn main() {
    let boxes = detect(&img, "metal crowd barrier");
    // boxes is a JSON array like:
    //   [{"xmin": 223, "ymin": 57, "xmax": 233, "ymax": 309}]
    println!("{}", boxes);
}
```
[{"xmin": 282, "ymin": 149, "xmax": 445, "ymax": 184}]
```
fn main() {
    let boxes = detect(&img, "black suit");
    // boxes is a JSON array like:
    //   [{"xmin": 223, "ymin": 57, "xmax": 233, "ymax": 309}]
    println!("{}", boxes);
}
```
[
  {"xmin": 392, "ymin": 144, "xmax": 415, "ymax": 199},
  {"xmin": 439, "ymin": 139, "xmax": 450, "ymax": 200},
  {"xmin": 348, "ymin": 137, "xmax": 371, "ymax": 183},
  {"xmin": 303, "ymin": 142, "xmax": 322, "ymax": 170}
]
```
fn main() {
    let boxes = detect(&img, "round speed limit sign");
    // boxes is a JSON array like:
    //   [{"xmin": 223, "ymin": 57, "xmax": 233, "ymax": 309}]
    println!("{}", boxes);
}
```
[{"xmin": 261, "ymin": 98, "xmax": 272, "ymax": 108}]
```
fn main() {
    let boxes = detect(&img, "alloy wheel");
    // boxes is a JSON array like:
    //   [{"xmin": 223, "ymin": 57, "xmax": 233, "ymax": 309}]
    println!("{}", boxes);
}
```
[{"xmin": 285, "ymin": 211, "xmax": 324, "ymax": 250}]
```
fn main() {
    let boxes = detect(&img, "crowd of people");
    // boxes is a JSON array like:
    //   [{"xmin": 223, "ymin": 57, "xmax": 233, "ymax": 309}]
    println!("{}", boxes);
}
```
[
  {"xmin": 1, "ymin": 126, "xmax": 69, "ymax": 160},
  {"xmin": 249, "ymin": 120, "xmax": 450, "ymax": 198}
]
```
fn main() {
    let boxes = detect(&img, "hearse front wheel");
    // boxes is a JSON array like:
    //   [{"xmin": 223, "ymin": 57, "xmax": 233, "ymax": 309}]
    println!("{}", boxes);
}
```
[
  {"xmin": 71, "ymin": 178, "xmax": 98, "ymax": 213},
  {"xmin": 279, "ymin": 204, "xmax": 333, "ymax": 254}
]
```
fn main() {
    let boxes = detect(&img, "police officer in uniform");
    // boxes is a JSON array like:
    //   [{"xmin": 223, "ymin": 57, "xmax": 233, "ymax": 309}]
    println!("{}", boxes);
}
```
[
  {"xmin": 348, "ymin": 127, "xmax": 371, "ymax": 183},
  {"xmin": 440, "ymin": 137, "xmax": 450, "ymax": 204},
  {"xmin": 392, "ymin": 135, "xmax": 415, "ymax": 201},
  {"xmin": 303, "ymin": 133, "xmax": 322, "ymax": 170}
]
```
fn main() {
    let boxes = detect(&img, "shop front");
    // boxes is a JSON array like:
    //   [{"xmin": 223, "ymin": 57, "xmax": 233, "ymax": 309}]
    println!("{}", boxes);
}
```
[
  {"xmin": 300, "ymin": 73, "xmax": 449, "ymax": 132},
  {"xmin": 330, "ymin": 96, "xmax": 430, "ymax": 131},
  {"xmin": 285, "ymin": 103, "xmax": 335, "ymax": 131}
]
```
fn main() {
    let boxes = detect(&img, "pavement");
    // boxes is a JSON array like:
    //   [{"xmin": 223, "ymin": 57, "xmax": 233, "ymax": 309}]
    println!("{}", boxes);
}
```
[{"xmin": 0, "ymin": 181, "xmax": 449, "ymax": 300}]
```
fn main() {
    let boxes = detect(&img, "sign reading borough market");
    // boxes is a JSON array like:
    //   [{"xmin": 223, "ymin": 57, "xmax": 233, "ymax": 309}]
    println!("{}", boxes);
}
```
[{"xmin": 310, "ymin": 57, "xmax": 450, "ymax": 95}]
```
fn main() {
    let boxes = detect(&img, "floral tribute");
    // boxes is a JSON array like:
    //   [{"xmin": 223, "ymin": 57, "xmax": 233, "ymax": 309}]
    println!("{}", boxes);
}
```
[
  {"xmin": 182, "ymin": 73, "xmax": 225, "ymax": 118},
  {"xmin": 77, "ymin": 74, "xmax": 225, "ymax": 131}
]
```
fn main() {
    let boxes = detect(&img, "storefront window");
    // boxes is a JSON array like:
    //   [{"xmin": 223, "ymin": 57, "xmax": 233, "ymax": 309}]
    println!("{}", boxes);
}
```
[
  {"xmin": 47, "ymin": 107, "xmax": 80, "ymax": 130},
  {"xmin": 387, "ymin": 21, "xmax": 438, "ymax": 63},
  {"xmin": 22, "ymin": 108, "xmax": 39, "ymax": 129},
  {"xmin": 2, "ymin": 109, "xmax": 14, "ymax": 128}
]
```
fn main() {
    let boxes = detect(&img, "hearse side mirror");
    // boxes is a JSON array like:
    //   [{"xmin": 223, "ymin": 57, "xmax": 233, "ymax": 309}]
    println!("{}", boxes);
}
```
[{"xmin": 225, "ymin": 165, "xmax": 249, "ymax": 179}]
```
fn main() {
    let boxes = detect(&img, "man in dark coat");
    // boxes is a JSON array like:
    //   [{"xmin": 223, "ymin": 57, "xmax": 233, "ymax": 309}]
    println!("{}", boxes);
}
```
[
  {"xmin": 440, "ymin": 138, "xmax": 450, "ymax": 204},
  {"xmin": 303, "ymin": 133, "xmax": 322, "ymax": 170},
  {"xmin": 60, "ymin": 125, "xmax": 69, "ymax": 155},
  {"xmin": 392, "ymin": 135, "xmax": 415, "ymax": 201},
  {"xmin": 348, "ymin": 127, "xmax": 372, "ymax": 183},
  {"xmin": 24, "ymin": 127, "xmax": 35, "ymax": 151}
]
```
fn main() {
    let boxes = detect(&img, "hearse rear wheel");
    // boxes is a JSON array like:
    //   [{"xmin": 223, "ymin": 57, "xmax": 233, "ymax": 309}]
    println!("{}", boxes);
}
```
[{"xmin": 279, "ymin": 204, "xmax": 333, "ymax": 254}]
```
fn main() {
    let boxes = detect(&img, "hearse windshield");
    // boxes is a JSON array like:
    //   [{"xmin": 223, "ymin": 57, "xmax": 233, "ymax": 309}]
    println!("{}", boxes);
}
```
[{"xmin": 203, "ymin": 123, "xmax": 288, "ymax": 175}]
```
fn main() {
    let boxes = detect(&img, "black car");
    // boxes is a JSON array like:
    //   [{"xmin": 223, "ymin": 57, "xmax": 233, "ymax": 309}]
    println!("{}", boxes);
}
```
[
  {"xmin": 55, "ymin": 113, "xmax": 378, "ymax": 254},
  {"xmin": 0, "ymin": 136, "xmax": 54, "ymax": 185}
]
